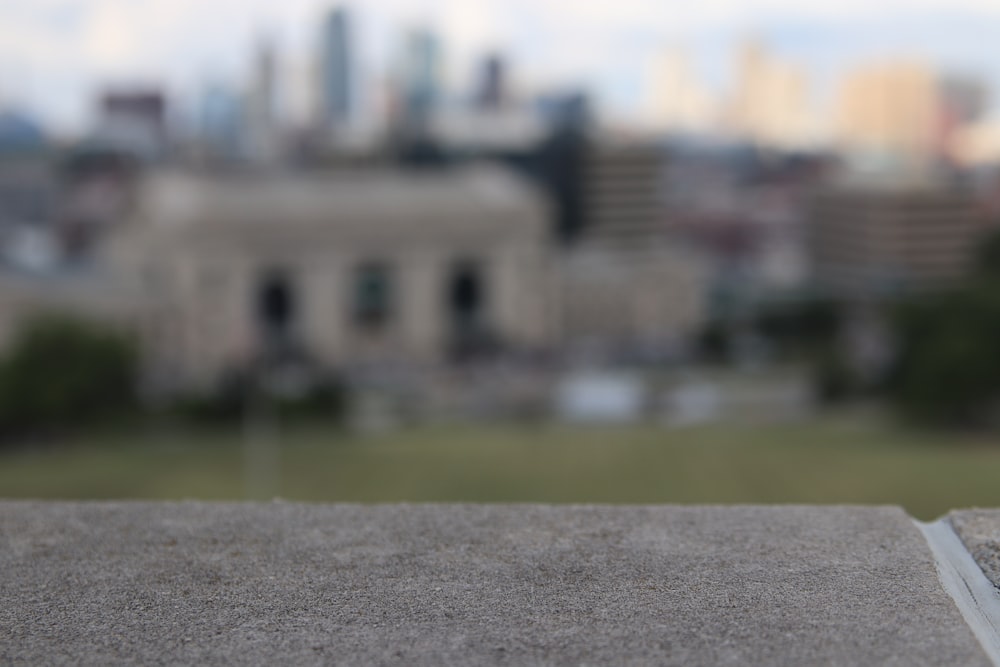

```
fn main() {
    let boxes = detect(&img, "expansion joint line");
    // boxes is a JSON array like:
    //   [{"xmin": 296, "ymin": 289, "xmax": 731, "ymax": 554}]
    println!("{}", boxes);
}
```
[{"xmin": 918, "ymin": 519, "xmax": 1000, "ymax": 666}]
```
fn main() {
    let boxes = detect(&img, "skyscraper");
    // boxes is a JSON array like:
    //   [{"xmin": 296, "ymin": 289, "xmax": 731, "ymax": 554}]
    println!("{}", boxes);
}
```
[
  {"xmin": 834, "ymin": 60, "xmax": 938, "ymax": 167},
  {"xmin": 199, "ymin": 83, "xmax": 243, "ymax": 160},
  {"xmin": 475, "ymin": 53, "xmax": 506, "ymax": 110},
  {"xmin": 728, "ymin": 40, "xmax": 816, "ymax": 149},
  {"xmin": 246, "ymin": 38, "xmax": 278, "ymax": 164},
  {"xmin": 937, "ymin": 75, "xmax": 989, "ymax": 161},
  {"xmin": 319, "ymin": 7, "xmax": 352, "ymax": 129},
  {"xmin": 400, "ymin": 27, "xmax": 442, "ymax": 127},
  {"xmin": 645, "ymin": 46, "xmax": 715, "ymax": 135}
]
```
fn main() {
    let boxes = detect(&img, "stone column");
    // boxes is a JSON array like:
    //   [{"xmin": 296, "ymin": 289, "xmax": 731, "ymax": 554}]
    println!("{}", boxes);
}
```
[{"xmin": 400, "ymin": 249, "xmax": 443, "ymax": 363}]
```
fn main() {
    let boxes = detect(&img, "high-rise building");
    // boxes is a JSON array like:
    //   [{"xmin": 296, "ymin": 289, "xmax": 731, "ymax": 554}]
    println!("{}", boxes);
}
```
[
  {"xmin": 645, "ymin": 47, "xmax": 715, "ymax": 135},
  {"xmin": 475, "ymin": 53, "xmax": 506, "ymax": 110},
  {"xmin": 809, "ymin": 184, "xmax": 994, "ymax": 297},
  {"xmin": 937, "ymin": 75, "xmax": 989, "ymax": 161},
  {"xmin": 583, "ymin": 141, "xmax": 665, "ymax": 241},
  {"xmin": 536, "ymin": 90, "xmax": 590, "ymax": 133},
  {"xmin": 953, "ymin": 118, "xmax": 1000, "ymax": 167},
  {"xmin": 939, "ymin": 75, "xmax": 989, "ymax": 127},
  {"xmin": 199, "ymin": 83, "xmax": 244, "ymax": 160},
  {"xmin": 728, "ymin": 40, "xmax": 816, "ymax": 149},
  {"xmin": 399, "ymin": 27, "xmax": 442, "ymax": 127},
  {"xmin": 834, "ymin": 61, "xmax": 939, "ymax": 168},
  {"xmin": 319, "ymin": 7, "xmax": 352, "ymax": 130},
  {"xmin": 0, "ymin": 110, "xmax": 47, "ymax": 156},
  {"xmin": 246, "ymin": 38, "xmax": 279, "ymax": 164}
]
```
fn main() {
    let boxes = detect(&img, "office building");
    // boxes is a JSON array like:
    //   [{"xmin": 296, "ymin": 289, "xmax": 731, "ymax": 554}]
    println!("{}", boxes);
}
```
[
  {"xmin": 319, "ymin": 7, "xmax": 353, "ymax": 129},
  {"xmin": 582, "ymin": 141, "xmax": 665, "ymax": 240},
  {"xmin": 834, "ymin": 61, "xmax": 939, "ymax": 168},
  {"xmin": 728, "ymin": 41, "xmax": 816, "ymax": 149},
  {"xmin": 246, "ymin": 39, "xmax": 279, "ymax": 164},
  {"xmin": 475, "ymin": 53, "xmax": 506, "ymax": 110},
  {"xmin": 809, "ymin": 184, "xmax": 995, "ymax": 297},
  {"xmin": 645, "ymin": 47, "xmax": 715, "ymax": 135},
  {"xmin": 399, "ymin": 27, "xmax": 443, "ymax": 129}
]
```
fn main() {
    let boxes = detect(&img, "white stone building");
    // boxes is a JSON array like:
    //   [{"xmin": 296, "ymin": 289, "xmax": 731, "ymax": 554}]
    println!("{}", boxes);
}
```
[
  {"xmin": 0, "ymin": 162, "xmax": 710, "ymax": 398},
  {"xmin": 105, "ymin": 166, "xmax": 555, "ymax": 393}
]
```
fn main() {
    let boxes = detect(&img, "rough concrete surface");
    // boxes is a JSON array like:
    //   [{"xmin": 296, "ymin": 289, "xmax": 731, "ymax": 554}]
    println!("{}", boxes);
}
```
[
  {"xmin": 951, "ymin": 510, "xmax": 1000, "ymax": 591},
  {"xmin": 0, "ymin": 502, "xmax": 989, "ymax": 666}
]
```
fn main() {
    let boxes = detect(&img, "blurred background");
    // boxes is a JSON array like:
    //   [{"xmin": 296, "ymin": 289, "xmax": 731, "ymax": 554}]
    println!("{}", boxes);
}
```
[{"xmin": 2, "ymin": 0, "xmax": 1000, "ymax": 519}]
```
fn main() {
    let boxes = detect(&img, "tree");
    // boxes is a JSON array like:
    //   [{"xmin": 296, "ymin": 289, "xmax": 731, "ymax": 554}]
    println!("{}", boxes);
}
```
[
  {"xmin": 757, "ymin": 297, "xmax": 841, "ymax": 355},
  {"xmin": 882, "ymin": 228, "xmax": 1000, "ymax": 430},
  {"xmin": 171, "ymin": 366, "xmax": 348, "ymax": 426},
  {"xmin": 887, "ymin": 286, "xmax": 1000, "ymax": 428},
  {"xmin": 0, "ymin": 314, "xmax": 138, "ymax": 439},
  {"xmin": 975, "ymin": 228, "xmax": 1000, "ymax": 279}
]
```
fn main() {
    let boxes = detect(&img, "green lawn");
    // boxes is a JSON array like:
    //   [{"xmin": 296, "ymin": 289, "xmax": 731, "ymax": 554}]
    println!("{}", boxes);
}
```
[{"xmin": 1, "ymin": 410, "xmax": 999, "ymax": 520}]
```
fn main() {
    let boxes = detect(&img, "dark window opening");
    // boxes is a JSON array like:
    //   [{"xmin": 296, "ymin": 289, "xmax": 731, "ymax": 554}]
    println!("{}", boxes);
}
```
[
  {"xmin": 353, "ymin": 262, "xmax": 393, "ymax": 330},
  {"xmin": 257, "ymin": 270, "xmax": 296, "ymax": 341},
  {"xmin": 449, "ymin": 263, "xmax": 484, "ymax": 327},
  {"xmin": 446, "ymin": 260, "xmax": 494, "ymax": 359}
]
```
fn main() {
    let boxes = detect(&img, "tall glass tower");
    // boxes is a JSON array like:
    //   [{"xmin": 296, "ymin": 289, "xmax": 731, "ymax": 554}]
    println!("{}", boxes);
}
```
[{"xmin": 320, "ymin": 8, "xmax": 352, "ymax": 128}]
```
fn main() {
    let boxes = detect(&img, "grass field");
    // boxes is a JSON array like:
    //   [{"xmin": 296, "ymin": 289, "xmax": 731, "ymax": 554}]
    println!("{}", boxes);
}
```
[{"xmin": 1, "ymin": 409, "xmax": 999, "ymax": 520}]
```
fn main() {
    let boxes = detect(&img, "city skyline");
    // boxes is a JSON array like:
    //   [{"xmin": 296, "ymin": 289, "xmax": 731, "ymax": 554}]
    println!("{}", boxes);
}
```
[{"xmin": 1, "ymin": 0, "xmax": 1000, "ymax": 135}]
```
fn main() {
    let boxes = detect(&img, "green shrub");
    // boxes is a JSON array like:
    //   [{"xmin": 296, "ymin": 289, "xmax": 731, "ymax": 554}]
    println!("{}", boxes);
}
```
[
  {"xmin": 975, "ymin": 229, "xmax": 1000, "ymax": 279},
  {"xmin": 696, "ymin": 320, "xmax": 731, "ymax": 364},
  {"xmin": 0, "ymin": 314, "xmax": 139, "ymax": 439},
  {"xmin": 887, "ymin": 286, "xmax": 1000, "ymax": 428},
  {"xmin": 814, "ymin": 345, "xmax": 858, "ymax": 405},
  {"xmin": 170, "ymin": 369, "xmax": 348, "ymax": 427}
]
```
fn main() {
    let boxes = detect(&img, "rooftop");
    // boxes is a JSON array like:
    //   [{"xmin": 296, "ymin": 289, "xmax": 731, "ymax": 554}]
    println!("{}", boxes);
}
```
[{"xmin": 133, "ymin": 165, "xmax": 548, "ymax": 236}]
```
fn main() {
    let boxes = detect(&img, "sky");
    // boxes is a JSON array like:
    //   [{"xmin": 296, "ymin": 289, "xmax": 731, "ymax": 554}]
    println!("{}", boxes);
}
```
[{"xmin": 2, "ymin": 0, "xmax": 1000, "ymax": 135}]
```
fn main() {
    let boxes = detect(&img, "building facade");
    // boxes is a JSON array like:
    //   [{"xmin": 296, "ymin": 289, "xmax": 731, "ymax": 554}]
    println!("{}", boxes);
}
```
[
  {"xmin": 555, "ymin": 239, "xmax": 706, "ymax": 362},
  {"xmin": 583, "ymin": 142, "xmax": 665, "ymax": 240},
  {"xmin": 834, "ymin": 61, "xmax": 939, "ymax": 168},
  {"xmin": 106, "ymin": 166, "xmax": 555, "ymax": 393},
  {"xmin": 728, "ymin": 41, "xmax": 816, "ymax": 150},
  {"xmin": 808, "ymin": 184, "xmax": 995, "ymax": 298}
]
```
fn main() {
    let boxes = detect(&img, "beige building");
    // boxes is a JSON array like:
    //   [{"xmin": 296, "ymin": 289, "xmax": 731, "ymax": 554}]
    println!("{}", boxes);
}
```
[
  {"xmin": 953, "ymin": 118, "xmax": 1000, "ymax": 167},
  {"xmin": 644, "ymin": 47, "xmax": 717, "ymax": 136},
  {"xmin": 571, "ymin": 140, "xmax": 708, "ymax": 359},
  {"xmin": 809, "ymin": 184, "xmax": 995, "ymax": 297},
  {"xmin": 105, "ymin": 166, "xmax": 555, "ymax": 393},
  {"xmin": 728, "ymin": 41, "xmax": 817, "ymax": 150},
  {"xmin": 834, "ymin": 61, "xmax": 939, "ymax": 167},
  {"xmin": 555, "ymin": 239, "xmax": 706, "ymax": 358}
]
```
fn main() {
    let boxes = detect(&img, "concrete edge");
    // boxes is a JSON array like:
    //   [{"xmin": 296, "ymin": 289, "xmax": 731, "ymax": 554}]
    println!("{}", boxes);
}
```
[{"xmin": 918, "ymin": 518, "xmax": 1000, "ymax": 667}]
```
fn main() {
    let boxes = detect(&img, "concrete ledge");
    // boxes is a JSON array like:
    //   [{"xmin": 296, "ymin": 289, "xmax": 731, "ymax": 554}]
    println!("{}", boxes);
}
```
[
  {"xmin": 951, "ymin": 511, "xmax": 1000, "ymax": 591},
  {"xmin": 0, "ymin": 502, "xmax": 992, "ymax": 665}
]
